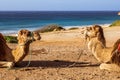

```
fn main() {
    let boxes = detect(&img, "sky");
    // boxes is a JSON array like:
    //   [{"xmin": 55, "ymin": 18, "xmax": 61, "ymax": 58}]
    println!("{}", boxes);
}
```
[{"xmin": 0, "ymin": 0, "xmax": 119, "ymax": 11}]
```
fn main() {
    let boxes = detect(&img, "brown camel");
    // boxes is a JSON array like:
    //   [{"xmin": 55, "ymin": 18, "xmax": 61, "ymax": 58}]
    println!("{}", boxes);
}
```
[
  {"xmin": 0, "ymin": 29, "xmax": 37, "ymax": 68},
  {"xmin": 83, "ymin": 25, "xmax": 120, "ymax": 71}
]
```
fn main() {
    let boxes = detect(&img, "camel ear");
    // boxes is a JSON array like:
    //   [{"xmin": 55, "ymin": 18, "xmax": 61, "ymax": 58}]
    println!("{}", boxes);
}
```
[
  {"xmin": 17, "ymin": 30, "xmax": 23, "ymax": 40},
  {"xmin": 19, "ymin": 30, "xmax": 23, "ymax": 35},
  {"xmin": 88, "ymin": 27, "xmax": 92, "ymax": 30},
  {"xmin": 92, "ymin": 25, "xmax": 96, "ymax": 30}
]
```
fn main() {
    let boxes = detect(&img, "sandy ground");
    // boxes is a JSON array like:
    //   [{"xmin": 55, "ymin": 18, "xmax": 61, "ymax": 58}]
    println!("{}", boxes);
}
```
[{"xmin": 1, "ymin": 26, "xmax": 120, "ymax": 80}]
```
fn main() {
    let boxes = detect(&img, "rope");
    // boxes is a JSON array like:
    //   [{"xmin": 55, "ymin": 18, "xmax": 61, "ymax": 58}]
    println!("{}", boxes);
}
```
[
  {"xmin": 56, "ymin": 33, "xmax": 88, "ymax": 74},
  {"xmin": 67, "ymin": 33, "xmax": 88, "ymax": 67},
  {"xmin": 68, "ymin": 50, "xmax": 84, "ymax": 68},
  {"xmin": 24, "ymin": 44, "xmax": 32, "ymax": 67},
  {"xmin": 24, "ymin": 32, "xmax": 34, "ymax": 67}
]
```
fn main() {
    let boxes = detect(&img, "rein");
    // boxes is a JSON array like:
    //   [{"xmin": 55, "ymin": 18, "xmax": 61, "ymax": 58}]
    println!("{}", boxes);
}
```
[{"xmin": 21, "ymin": 32, "xmax": 34, "ymax": 67}]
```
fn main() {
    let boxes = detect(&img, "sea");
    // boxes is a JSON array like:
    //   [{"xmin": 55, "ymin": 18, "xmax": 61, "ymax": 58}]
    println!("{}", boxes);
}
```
[{"xmin": 0, "ymin": 11, "xmax": 120, "ymax": 34}]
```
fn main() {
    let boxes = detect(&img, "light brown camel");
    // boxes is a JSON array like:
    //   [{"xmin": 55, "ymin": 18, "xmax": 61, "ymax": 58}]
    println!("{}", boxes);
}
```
[
  {"xmin": 83, "ymin": 25, "xmax": 120, "ymax": 71},
  {"xmin": 0, "ymin": 29, "xmax": 35, "ymax": 68}
]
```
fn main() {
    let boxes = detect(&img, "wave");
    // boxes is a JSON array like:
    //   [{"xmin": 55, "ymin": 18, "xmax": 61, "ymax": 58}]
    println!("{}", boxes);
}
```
[
  {"xmin": 64, "ymin": 23, "xmax": 111, "ymax": 29},
  {"xmin": 1, "ymin": 23, "xmax": 111, "ymax": 35},
  {"xmin": 0, "ymin": 27, "xmax": 37, "ymax": 35}
]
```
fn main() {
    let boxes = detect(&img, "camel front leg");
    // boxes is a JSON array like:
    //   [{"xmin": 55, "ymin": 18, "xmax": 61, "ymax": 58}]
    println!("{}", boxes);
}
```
[{"xmin": 0, "ymin": 61, "xmax": 14, "ymax": 68}]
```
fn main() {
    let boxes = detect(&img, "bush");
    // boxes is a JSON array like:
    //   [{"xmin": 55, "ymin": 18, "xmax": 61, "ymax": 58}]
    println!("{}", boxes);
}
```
[
  {"xmin": 35, "ymin": 24, "xmax": 65, "ymax": 33},
  {"xmin": 109, "ymin": 20, "xmax": 120, "ymax": 27},
  {"xmin": 68, "ymin": 27, "xmax": 79, "ymax": 30},
  {"xmin": 4, "ymin": 36, "xmax": 18, "ymax": 43}
]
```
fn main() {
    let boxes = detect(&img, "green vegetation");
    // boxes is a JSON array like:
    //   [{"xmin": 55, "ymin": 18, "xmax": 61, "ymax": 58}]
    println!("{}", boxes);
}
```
[
  {"xmin": 109, "ymin": 20, "xmax": 120, "ymax": 27},
  {"xmin": 35, "ymin": 24, "xmax": 65, "ymax": 33},
  {"xmin": 4, "ymin": 36, "xmax": 18, "ymax": 43},
  {"xmin": 68, "ymin": 27, "xmax": 79, "ymax": 30}
]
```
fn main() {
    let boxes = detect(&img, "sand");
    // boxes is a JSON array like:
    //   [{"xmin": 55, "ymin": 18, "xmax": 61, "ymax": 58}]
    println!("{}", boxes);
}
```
[{"xmin": 1, "ymin": 26, "xmax": 120, "ymax": 80}]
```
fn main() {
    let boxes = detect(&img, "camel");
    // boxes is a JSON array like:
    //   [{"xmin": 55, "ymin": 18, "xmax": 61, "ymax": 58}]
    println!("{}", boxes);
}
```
[
  {"xmin": 0, "ymin": 29, "xmax": 36, "ymax": 68},
  {"xmin": 82, "ymin": 25, "xmax": 120, "ymax": 71},
  {"xmin": 33, "ymin": 31, "xmax": 41, "ymax": 41}
]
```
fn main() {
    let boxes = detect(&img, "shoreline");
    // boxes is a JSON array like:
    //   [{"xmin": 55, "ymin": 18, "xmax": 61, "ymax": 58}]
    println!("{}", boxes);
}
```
[
  {"xmin": 65, "ymin": 23, "xmax": 110, "ymax": 29},
  {"xmin": 1, "ymin": 23, "xmax": 111, "ymax": 36}
]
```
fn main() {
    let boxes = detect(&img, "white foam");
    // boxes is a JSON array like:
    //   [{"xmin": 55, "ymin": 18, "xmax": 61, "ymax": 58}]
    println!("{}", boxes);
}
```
[{"xmin": 64, "ymin": 24, "xmax": 111, "ymax": 29}]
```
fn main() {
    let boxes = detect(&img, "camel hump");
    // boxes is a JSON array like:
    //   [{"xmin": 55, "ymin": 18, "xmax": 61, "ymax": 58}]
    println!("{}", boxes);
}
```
[
  {"xmin": 0, "ymin": 33, "xmax": 6, "ymax": 60},
  {"xmin": 112, "ymin": 39, "xmax": 120, "ymax": 52},
  {"xmin": 110, "ymin": 39, "xmax": 120, "ymax": 65},
  {"xmin": 0, "ymin": 33, "xmax": 6, "ymax": 43}
]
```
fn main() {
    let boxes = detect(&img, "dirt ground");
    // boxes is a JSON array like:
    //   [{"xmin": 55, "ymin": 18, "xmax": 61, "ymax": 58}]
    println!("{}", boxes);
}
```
[{"xmin": 1, "ymin": 26, "xmax": 120, "ymax": 80}]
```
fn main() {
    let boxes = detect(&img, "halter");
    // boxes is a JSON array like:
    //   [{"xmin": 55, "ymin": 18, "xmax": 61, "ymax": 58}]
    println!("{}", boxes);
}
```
[{"xmin": 18, "ymin": 32, "xmax": 34, "ymax": 46}]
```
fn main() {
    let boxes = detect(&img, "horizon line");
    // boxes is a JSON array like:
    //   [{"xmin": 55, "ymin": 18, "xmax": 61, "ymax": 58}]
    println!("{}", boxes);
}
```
[{"xmin": 0, "ymin": 10, "xmax": 119, "ymax": 12}]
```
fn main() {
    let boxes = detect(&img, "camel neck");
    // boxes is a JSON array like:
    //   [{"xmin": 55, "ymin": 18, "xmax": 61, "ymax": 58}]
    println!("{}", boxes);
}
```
[{"xmin": 13, "ymin": 42, "xmax": 31, "ymax": 63}]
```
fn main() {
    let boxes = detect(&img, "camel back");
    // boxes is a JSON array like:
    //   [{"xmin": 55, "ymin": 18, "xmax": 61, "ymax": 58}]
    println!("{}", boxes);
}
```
[{"xmin": 0, "ymin": 33, "xmax": 7, "ymax": 59}]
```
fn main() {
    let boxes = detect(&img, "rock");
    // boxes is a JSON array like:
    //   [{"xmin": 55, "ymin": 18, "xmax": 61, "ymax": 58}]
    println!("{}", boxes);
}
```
[{"xmin": 35, "ymin": 24, "xmax": 65, "ymax": 33}]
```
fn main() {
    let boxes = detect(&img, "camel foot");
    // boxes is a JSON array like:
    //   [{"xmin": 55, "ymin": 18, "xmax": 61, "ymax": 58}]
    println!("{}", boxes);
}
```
[{"xmin": 7, "ymin": 62, "xmax": 15, "ymax": 69}]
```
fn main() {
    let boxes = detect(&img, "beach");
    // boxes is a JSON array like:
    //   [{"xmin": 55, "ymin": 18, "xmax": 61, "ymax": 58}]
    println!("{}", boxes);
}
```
[{"xmin": 1, "ymin": 26, "xmax": 120, "ymax": 80}]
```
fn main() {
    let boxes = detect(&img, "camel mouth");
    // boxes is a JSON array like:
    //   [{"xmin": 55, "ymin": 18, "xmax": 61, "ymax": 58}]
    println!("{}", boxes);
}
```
[
  {"xmin": 87, "ymin": 32, "xmax": 96, "ymax": 37},
  {"xmin": 81, "ymin": 30, "xmax": 84, "ymax": 34},
  {"xmin": 26, "ymin": 32, "xmax": 35, "ymax": 43},
  {"xmin": 82, "ymin": 27, "xmax": 97, "ymax": 38}
]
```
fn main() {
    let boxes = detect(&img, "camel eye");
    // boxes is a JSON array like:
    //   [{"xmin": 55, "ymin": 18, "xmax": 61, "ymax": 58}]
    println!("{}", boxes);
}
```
[{"xmin": 27, "ymin": 32, "xmax": 31, "ymax": 36}]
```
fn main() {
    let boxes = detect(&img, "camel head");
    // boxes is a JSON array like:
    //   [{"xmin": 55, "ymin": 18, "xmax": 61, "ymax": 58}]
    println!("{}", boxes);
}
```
[
  {"xmin": 85, "ymin": 26, "xmax": 98, "ymax": 38},
  {"xmin": 81, "ymin": 25, "xmax": 106, "ymax": 47},
  {"xmin": 32, "ymin": 31, "xmax": 41, "ymax": 41},
  {"xmin": 17, "ymin": 29, "xmax": 34, "ymax": 45},
  {"xmin": 82, "ymin": 25, "xmax": 104, "ymax": 39}
]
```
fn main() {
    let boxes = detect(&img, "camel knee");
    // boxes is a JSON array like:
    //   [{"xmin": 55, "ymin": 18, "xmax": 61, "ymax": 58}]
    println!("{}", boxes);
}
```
[
  {"xmin": 7, "ymin": 62, "xmax": 15, "ymax": 68},
  {"xmin": 100, "ymin": 63, "xmax": 114, "ymax": 71},
  {"xmin": 100, "ymin": 63, "xmax": 107, "ymax": 70},
  {"xmin": 100, "ymin": 63, "xmax": 120, "ymax": 72},
  {"xmin": 0, "ymin": 61, "xmax": 14, "ymax": 68}
]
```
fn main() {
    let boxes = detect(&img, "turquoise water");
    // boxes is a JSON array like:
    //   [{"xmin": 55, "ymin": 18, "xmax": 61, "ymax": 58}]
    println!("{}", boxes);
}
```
[{"xmin": 0, "ymin": 11, "xmax": 120, "ymax": 34}]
